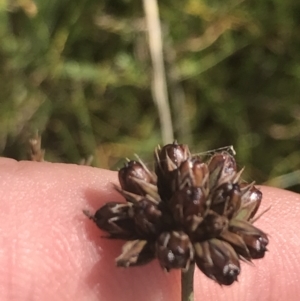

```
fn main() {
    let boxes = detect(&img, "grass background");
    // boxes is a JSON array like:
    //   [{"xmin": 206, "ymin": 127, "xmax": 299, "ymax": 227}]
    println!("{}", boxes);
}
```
[{"xmin": 1, "ymin": 0, "xmax": 300, "ymax": 191}]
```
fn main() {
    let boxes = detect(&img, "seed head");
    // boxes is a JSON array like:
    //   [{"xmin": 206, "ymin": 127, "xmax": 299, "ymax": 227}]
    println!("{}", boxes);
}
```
[{"xmin": 84, "ymin": 142, "xmax": 269, "ymax": 285}]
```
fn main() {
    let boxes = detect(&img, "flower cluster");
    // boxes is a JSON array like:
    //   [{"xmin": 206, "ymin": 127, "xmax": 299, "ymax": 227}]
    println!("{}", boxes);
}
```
[{"xmin": 84, "ymin": 142, "xmax": 268, "ymax": 285}]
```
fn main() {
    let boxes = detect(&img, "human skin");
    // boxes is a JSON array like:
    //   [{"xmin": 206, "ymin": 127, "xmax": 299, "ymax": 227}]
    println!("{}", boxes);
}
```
[{"xmin": 0, "ymin": 158, "xmax": 299, "ymax": 301}]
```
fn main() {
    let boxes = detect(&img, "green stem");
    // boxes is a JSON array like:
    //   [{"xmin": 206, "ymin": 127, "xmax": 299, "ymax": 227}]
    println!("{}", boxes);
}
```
[{"xmin": 181, "ymin": 263, "xmax": 195, "ymax": 301}]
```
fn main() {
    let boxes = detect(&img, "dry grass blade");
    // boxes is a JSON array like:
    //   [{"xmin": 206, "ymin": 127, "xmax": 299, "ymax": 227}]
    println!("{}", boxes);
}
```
[
  {"xmin": 142, "ymin": 0, "xmax": 174, "ymax": 144},
  {"xmin": 29, "ymin": 132, "xmax": 45, "ymax": 162}
]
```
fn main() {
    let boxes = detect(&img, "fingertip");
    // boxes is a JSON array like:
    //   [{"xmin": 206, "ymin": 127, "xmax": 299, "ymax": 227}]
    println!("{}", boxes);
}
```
[{"xmin": 1, "ymin": 161, "xmax": 300, "ymax": 301}]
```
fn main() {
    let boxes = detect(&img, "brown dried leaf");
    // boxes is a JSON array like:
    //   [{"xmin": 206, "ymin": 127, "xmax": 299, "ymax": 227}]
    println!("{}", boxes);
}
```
[{"xmin": 116, "ymin": 240, "xmax": 155, "ymax": 267}]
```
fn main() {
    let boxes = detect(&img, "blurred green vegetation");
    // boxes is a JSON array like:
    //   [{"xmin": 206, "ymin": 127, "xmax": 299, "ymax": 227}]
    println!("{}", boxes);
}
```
[{"xmin": 1, "ymin": 0, "xmax": 300, "ymax": 191}]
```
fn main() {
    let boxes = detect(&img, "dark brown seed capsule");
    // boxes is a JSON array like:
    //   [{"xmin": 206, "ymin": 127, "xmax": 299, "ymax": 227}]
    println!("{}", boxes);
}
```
[
  {"xmin": 155, "ymin": 141, "xmax": 191, "ymax": 200},
  {"xmin": 156, "ymin": 231, "xmax": 194, "ymax": 271},
  {"xmin": 208, "ymin": 152, "xmax": 237, "ymax": 189},
  {"xmin": 240, "ymin": 232, "xmax": 268, "ymax": 259},
  {"xmin": 210, "ymin": 182, "xmax": 241, "ymax": 219},
  {"xmin": 176, "ymin": 158, "xmax": 209, "ymax": 190},
  {"xmin": 155, "ymin": 141, "xmax": 191, "ymax": 171},
  {"xmin": 193, "ymin": 211, "xmax": 228, "ymax": 241},
  {"xmin": 170, "ymin": 186, "xmax": 208, "ymax": 232},
  {"xmin": 240, "ymin": 183, "xmax": 262, "ymax": 220},
  {"xmin": 228, "ymin": 219, "xmax": 268, "ymax": 259},
  {"xmin": 119, "ymin": 160, "xmax": 156, "ymax": 196},
  {"xmin": 133, "ymin": 198, "xmax": 163, "ymax": 236},
  {"xmin": 219, "ymin": 230, "xmax": 251, "ymax": 260},
  {"xmin": 85, "ymin": 202, "xmax": 136, "ymax": 239},
  {"xmin": 194, "ymin": 239, "xmax": 240, "ymax": 285},
  {"xmin": 116, "ymin": 240, "xmax": 155, "ymax": 267}
]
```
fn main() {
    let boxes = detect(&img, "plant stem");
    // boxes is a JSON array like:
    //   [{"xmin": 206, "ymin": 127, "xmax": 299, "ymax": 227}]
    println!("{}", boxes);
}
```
[
  {"xmin": 181, "ymin": 263, "xmax": 195, "ymax": 301},
  {"xmin": 142, "ymin": 0, "xmax": 174, "ymax": 145}
]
